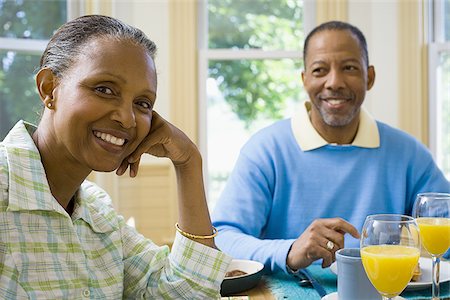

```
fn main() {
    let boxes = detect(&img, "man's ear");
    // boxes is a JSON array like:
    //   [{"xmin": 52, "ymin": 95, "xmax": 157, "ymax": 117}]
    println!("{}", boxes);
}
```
[
  {"xmin": 36, "ymin": 68, "xmax": 57, "ymax": 107},
  {"xmin": 367, "ymin": 65, "xmax": 376, "ymax": 90}
]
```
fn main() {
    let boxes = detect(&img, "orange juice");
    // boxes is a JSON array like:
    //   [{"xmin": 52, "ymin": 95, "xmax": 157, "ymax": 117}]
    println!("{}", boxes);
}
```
[
  {"xmin": 417, "ymin": 217, "xmax": 450, "ymax": 256},
  {"xmin": 361, "ymin": 245, "xmax": 420, "ymax": 298}
]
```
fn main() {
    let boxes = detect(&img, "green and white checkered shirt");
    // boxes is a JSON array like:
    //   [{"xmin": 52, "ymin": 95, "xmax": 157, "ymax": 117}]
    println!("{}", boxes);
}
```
[{"xmin": 0, "ymin": 121, "xmax": 231, "ymax": 299}]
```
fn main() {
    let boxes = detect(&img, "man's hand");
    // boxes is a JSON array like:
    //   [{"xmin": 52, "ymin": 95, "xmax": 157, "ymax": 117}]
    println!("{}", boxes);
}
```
[{"xmin": 286, "ymin": 218, "xmax": 360, "ymax": 270}]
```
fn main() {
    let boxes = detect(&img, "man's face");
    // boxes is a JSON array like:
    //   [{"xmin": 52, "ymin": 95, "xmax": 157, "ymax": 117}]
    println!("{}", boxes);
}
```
[{"xmin": 302, "ymin": 29, "xmax": 375, "ymax": 129}]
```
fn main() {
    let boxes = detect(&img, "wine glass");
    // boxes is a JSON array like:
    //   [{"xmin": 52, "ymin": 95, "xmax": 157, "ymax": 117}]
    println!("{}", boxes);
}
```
[
  {"xmin": 414, "ymin": 192, "xmax": 450, "ymax": 300},
  {"xmin": 360, "ymin": 214, "xmax": 421, "ymax": 300}
]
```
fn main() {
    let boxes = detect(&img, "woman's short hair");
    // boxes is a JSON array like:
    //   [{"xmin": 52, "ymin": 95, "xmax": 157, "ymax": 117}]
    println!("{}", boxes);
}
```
[{"xmin": 40, "ymin": 15, "xmax": 157, "ymax": 78}]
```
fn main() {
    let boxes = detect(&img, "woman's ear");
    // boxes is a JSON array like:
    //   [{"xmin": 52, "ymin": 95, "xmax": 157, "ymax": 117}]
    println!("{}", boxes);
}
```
[{"xmin": 36, "ymin": 68, "xmax": 57, "ymax": 108}]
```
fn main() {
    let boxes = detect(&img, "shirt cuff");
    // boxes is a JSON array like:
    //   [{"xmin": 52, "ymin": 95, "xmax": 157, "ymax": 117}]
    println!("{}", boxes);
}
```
[
  {"xmin": 276, "ymin": 239, "xmax": 297, "ymax": 275},
  {"xmin": 170, "ymin": 231, "xmax": 232, "ymax": 289}
]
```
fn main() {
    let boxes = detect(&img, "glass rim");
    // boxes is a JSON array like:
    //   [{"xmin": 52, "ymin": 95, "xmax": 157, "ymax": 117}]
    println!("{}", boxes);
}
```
[
  {"xmin": 417, "ymin": 192, "xmax": 450, "ymax": 199},
  {"xmin": 364, "ymin": 213, "xmax": 416, "ymax": 223}
]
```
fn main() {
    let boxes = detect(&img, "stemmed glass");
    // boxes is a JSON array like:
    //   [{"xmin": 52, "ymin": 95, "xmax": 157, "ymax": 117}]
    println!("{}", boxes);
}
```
[
  {"xmin": 414, "ymin": 192, "xmax": 450, "ymax": 300},
  {"xmin": 360, "ymin": 214, "xmax": 421, "ymax": 300}
]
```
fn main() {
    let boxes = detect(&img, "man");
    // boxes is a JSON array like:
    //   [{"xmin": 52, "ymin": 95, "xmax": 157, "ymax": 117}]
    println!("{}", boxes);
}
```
[{"xmin": 211, "ymin": 21, "xmax": 450, "ymax": 274}]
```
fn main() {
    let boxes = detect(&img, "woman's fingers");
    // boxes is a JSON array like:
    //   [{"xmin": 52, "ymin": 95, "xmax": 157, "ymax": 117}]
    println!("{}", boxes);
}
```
[
  {"xmin": 128, "ymin": 157, "xmax": 141, "ymax": 178},
  {"xmin": 116, "ymin": 158, "xmax": 130, "ymax": 176}
]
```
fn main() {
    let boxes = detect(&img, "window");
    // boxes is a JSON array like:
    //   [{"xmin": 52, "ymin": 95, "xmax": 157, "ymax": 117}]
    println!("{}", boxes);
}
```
[
  {"xmin": 428, "ymin": 0, "xmax": 450, "ymax": 179},
  {"xmin": 0, "ymin": 0, "xmax": 67, "ymax": 139},
  {"xmin": 199, "ymin": 0, "xmax": 314, "ymax": 207}
]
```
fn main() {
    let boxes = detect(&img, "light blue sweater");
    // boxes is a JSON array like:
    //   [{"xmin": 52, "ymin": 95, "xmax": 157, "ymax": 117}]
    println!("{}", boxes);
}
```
[{"xmin": 212, "ymin": 119, "xmax": 449, "ymax": 273}]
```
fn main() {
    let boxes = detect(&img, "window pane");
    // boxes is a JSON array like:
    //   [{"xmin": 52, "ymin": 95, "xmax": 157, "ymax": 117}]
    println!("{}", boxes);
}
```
[
  {"xmin": 0, "ymin": 0, "xmax": 66, "ymax": 39},
  {"xmin": 207, "ymin": 58, "xmax": 304, "ymax": 204},
  {"xmin": 446, "ymin": 0, "xmax": 450, "ymax": 41},
  {"xmin": 208, "ymin": 0, "xmax": 304, "ymax": 50},
  {"xmin": 436, "ymin": 51, "xmax": 450, "ymax": 178},
  {"xmin": 0, "ymin": 50, "xmax": 41, "ymax": 139}
]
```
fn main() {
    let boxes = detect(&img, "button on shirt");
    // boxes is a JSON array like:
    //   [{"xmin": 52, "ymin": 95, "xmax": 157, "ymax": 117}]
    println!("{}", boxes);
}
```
[
  {"xmin": 82, "ymin": 289, "xmax": 91, "ymax": 298},
  {"xmin": 0, "ymin": 121, "xmax": 231, "ymax": 299}
]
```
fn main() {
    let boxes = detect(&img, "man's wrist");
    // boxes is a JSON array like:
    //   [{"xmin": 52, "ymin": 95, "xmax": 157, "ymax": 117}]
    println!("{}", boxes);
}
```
[{"xmin": 286, "ymin": 263, "xmax": 299, "ymax": 275}]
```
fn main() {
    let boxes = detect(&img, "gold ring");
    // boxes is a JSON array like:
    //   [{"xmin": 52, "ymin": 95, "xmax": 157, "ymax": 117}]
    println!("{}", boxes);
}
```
[{"xmin": 326, "ymin": 240, "xmax": 334, "ymax": 250}]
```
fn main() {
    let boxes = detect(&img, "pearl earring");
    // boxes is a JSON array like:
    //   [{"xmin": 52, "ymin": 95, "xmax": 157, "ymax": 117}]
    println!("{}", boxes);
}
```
[{"xmin": 47, "ymin": 102, "xmax": 53, "ymax": 108}]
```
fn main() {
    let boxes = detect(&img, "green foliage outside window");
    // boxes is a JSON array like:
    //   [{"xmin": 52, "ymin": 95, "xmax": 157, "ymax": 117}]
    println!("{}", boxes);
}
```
[
  {"xmin": 0, "ymin": 51, "xmax": 41, "ymax": 138},
  {"xmin": 0, "ymin": 0, "xmax": 66, "ymax": 139},
  {"xmin": 208, "ymin": 0, "xmax": 304, "ymax": 128}
]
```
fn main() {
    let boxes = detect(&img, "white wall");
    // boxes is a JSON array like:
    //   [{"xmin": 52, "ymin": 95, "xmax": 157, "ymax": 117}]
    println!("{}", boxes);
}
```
[
  {"xmin": 110, "ymin": 0, "xmax": 170, "ymax": 165},
  {"xmin": 112, "ymin": 0, "xmax": 170, "ymax": 119},
  {"xmin": 348, "ymin": 0, "xmax": 399, "ymax": 128}
]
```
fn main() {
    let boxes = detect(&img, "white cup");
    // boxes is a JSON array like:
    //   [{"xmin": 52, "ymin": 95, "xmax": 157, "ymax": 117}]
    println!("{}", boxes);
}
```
[{"xmin": 335, "ymin": 248, "xmax": 379, "ymax": 300}]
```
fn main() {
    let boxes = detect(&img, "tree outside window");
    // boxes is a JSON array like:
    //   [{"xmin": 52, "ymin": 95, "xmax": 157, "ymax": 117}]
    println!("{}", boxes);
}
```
[
  {"xmin": 0, "ymin": 0, "xmax": 66, "ymax": 139},
  {"xmin": 203, "ymin": 0, "xmax": 307, "ymax": 206}
]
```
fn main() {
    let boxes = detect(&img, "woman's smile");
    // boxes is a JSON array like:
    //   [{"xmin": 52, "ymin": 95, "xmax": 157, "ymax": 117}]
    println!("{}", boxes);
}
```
[
  {"xmin": 92, "ymin": 127, "xmax": 133, "ymax": 156},
  {"xmin": 94, "ymin": 130, "xmax": 126, "ymax": 146}
]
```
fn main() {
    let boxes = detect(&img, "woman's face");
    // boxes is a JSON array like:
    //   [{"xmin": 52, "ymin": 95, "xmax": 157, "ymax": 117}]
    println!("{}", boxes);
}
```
[{"xmin": 49, "ymin": 38, "xmax": 156, "ymax": 172}]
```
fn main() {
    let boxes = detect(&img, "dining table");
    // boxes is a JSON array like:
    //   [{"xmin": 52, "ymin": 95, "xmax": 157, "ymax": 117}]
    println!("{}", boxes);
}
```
[{"xmin": 222, "ymin": 263, "xmax": 450, "ymax": 300}]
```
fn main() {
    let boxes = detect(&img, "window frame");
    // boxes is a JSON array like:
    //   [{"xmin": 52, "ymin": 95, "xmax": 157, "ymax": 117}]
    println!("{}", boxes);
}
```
[
  {"xmin": 197, "ymin": 0, "xmax": 315, "ymax": 201},
  {"xmin": 0, "ymin": 1, "xmax": 85, "ymax": 141},
  {"xmin": 0, "ymin": 38, "xmax": 47, "ymax": 54},
  {"xmin": 0, "ymin": 1, "xmax": 82, "ymax": 53},
  {"xmin": 427, "ymin": 0, "xmax": 450, "ymax": 177}
]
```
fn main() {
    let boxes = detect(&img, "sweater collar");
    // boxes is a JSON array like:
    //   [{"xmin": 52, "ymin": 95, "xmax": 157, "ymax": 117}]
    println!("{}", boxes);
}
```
[{"xmin": 291, "ymin": 101, "xmax": 380, "ymax": 151}]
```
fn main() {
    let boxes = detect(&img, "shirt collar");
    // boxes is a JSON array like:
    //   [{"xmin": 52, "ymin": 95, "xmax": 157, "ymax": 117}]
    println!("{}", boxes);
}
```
[
  {"xmin": 3, "ymin": 120, "xmax": 65, "ymax": 213},
  {"xmin": 3, "ymin": 121, "xmax": 116, "ymax": 233},
  {"xmin": 72, "ymin": 182, "xmax": 118, "ymax": 233},
  {"xmin": 291, "ymin": 101, "xmax": 380, "ymax": 151}
]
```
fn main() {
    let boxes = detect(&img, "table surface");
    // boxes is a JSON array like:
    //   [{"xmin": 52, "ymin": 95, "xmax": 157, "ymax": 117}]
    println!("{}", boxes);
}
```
[
  {"xmin": 241, "ymin": 278, "xmax": 275, "ymax": 300},
  {"xmin": 224, "ymin": 264, "xmax": 450, "ymax": 300}
]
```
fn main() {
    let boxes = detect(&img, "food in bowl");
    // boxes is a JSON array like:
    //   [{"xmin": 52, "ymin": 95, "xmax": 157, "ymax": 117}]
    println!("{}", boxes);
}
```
[
  {"xmin": 220, "ymin": 259, "xmax": 264, "ymax": 296},
  {"xmin": 225, "ymin": 269, "xmax": 248, "ymax": 278}
]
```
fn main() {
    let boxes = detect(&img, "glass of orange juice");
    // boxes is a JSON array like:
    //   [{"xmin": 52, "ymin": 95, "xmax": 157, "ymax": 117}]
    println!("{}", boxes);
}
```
[
  {"xmin": 414, "ymin": 192, "xmax": 450, "ymax": 300},
  {"xmin": 360, "ymin": 214, "xmax": 420, "ymax": 300}
]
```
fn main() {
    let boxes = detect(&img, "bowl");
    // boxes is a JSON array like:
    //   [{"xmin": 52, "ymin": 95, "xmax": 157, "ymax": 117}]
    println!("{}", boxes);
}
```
[{"xmin": 220, "ymin": 259, "xmax": 265, "ymax": 296}]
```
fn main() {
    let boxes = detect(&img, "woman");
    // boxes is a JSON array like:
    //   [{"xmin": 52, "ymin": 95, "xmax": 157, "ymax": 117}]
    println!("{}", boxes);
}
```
[{"xmin": 0, "ymin": 15, "xmax": 230, "ymax": 299}]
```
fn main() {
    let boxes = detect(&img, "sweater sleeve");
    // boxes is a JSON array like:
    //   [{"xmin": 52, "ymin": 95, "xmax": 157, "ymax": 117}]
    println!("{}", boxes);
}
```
[
  {"xmin": 406, "ymin": 142, "xmax": 450, "ymax": 214},
  {"xmin": 212, "ymin": 148, "xmax": 296, "ymax": 274}
]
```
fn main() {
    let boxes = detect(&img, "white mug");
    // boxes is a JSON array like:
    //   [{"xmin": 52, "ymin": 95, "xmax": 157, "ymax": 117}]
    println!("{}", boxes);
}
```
[{"xmin": 335, "ymin": 248, "xmax": 379, "ymax": 300}]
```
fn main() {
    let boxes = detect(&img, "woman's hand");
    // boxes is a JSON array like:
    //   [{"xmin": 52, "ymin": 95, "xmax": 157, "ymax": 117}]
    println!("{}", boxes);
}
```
[
  {"xmin": 116, "ymin": 111, "xmax": 198, "ymax": 177},
  {"xmin": 116, "ymin": 111, "xmax": 215, "ymax": 248}
]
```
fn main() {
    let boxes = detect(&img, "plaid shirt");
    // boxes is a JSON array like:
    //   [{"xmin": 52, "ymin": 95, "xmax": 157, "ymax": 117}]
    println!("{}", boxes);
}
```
[{"xmin": 0, "ymin": 121, "xmax": 231, "ymax": 299}]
